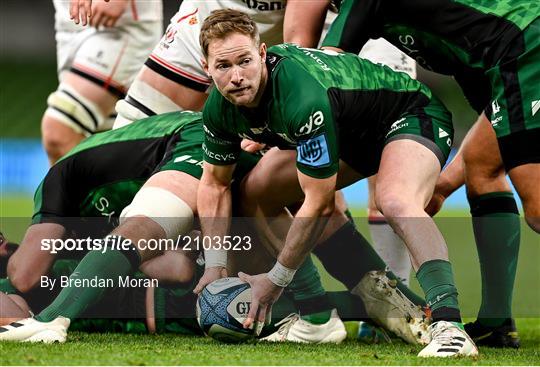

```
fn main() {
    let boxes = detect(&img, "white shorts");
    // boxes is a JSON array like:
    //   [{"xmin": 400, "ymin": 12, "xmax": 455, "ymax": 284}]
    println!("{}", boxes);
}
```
[
  {"xmin": 146, "ymin": 0, "xmax": 286, "ymax": 92},
  {"xmin": 56, "ymin": 20, "xmax": 162, "ymax": 97}
]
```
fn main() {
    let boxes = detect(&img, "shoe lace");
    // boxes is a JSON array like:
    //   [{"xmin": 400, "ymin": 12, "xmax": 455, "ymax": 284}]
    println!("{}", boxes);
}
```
[
  {"xmin": 273, "ymin": 313, "xmax": 300, "ymax": 337},
  {"xmin": 430, "ymin": 322, "xmax": 458, "ymax": 346}
]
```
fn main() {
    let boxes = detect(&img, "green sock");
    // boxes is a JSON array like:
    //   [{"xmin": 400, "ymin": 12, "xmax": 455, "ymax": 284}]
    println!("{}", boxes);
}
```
[
  {"xmin": 36, "ymin": 243, "xmax": 140, "ymax": 322},
  {"xmin": 288, "ymin": 256, "xmax": 332, "ymax": 324},
  {"xmin": 416, "ymin": 259, "xmax": 461, "ymax": 321},
  {"xmin": 327, "ymin": 291, "xmax": 368, "ymax": 321},
  {"xmin": 313, "ymin": 221, "xmax": 426, "ymax": 306},
  {"xmin": 469, "ymin": 192, "xmax": 520, "ymax": 327}
]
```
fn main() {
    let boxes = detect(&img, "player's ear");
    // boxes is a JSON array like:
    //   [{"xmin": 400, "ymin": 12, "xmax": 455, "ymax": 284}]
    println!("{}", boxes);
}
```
[
  {"xmin": 259, "ymin": 43, "xmax": 267, "ymax": 62},
  {"xmin": 202, "ymin": 59, "xmax": 210, "ymax": 77}
]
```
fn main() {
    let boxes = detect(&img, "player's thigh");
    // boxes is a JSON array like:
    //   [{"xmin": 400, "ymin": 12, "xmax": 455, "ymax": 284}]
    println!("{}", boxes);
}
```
[
  {"xmin": 142, "ymin": 171, "xmax": 199, "ymax": 215},
  {"xmin": 377, "ymin": 139, "xmax": 441, "ymax": 209},
  {"xmin": 143, "ymin": 3, "xmax": 211, "ymax": 110},
  {"xmin": 462, "ymin": 113, "xmax": 510, "ymax": 196},
  {"xmin": 138, "ymin": 66, "xmax": 208, "ymax": 111},
  {"xmin": 240, "ymin": 148, "xmax": 301, "ymax": 210}
]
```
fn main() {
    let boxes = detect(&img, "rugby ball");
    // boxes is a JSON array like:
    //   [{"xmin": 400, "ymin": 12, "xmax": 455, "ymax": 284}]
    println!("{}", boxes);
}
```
[{"xmin": 196, "ymin": 277, "xmax": 260, "ymax": 343}]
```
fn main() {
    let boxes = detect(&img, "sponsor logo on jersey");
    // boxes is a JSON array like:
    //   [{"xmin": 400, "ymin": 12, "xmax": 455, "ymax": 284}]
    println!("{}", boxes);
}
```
[
  {"xmin": 297, "ymin": 134, "xmax": 330, "ymax": 167},
  {"xmin": 202, "ymin": 143, "xmax": 237, "ymax": 162},
  {"xmin": 174, "ymin": 155, "xmax": 204, "ymax": 168},
  {"xmin": 242, "ymin": 0, "xmax": 285, "ymax": 11},
  {"xmin": 438, "ymin": 128, "xmax": 449, "ymax": 138},
  {"xmin": 297, "ymin": 111, "xmax": 324, "ymax": 137},
  {"xmin": 532, "ymin": 100, "xmax": 540, "ymax": 117},
  {"xmin": 300, "ymin": 49, "xmax": 331, "ymax": 71},
  {"xmin": 490, "ymin": 99, "xmax": 503, "ymax": 127},
  {"xmin": 203, "ymin": 124, "xmax": 215, "ymax": 137},
  {"xmin": 386, "ymin": 117, "xmax": 408, "ymax": 137}
]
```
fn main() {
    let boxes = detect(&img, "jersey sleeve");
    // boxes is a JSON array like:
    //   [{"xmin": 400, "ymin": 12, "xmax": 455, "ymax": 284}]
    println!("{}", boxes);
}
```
[
  {"xmin": 322, "ymin": 0, "xmax": 380, "ymax": 54},
  {"xmin": 202, "ymin": 92, "xmax": 242, "ymax": 166},
  {"xmin": 276, "ymin": 60, "xmax": 340, "ymax": 179}
]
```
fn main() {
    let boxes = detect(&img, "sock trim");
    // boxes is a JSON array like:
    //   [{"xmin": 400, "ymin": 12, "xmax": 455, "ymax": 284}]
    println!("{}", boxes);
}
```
[{"xmin": 469, "ymin": 192, "xmax": 519, "ymax": 216}]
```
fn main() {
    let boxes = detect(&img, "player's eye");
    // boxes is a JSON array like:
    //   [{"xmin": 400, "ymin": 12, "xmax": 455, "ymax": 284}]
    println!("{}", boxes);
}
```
[
  {"xmin": 240, "ymin": 58, "xmax": 252, "ymax": 66},
  {"xmin": 216, "ymin": 63, "xmax": 230, "ymax": 71}
]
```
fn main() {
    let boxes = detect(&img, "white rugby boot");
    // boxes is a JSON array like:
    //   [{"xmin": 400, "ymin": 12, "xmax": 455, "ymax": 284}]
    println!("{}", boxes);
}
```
[
  {"xmin": 261, "ymin": 309, "xmax": 347, "ymax": 343},
  {"xmin": 352, "ymin": 270, "xmax": 429, "ymax": 345},
  {"xmin": 0, "ymin": 317, "xmax": 70, "ymax": 343},
  {"xmin": 418, "ymin": 321, "xmax": 479, "ymax": 357}
]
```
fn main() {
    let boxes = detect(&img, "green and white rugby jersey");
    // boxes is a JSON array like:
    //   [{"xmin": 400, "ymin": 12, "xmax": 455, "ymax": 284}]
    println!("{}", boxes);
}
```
[{"xmin": 203, "ymin": 43, "xmax": 451, "ymax": 179}]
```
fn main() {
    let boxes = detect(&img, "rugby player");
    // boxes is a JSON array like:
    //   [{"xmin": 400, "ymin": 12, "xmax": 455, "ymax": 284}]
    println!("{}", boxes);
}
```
[
  {"xmin": 43, "ymin": 0, "xmax": 162, "ymax": 164},
  {"xmin": 70, "ymin": 0, "xmax": 427, "ymax": 342},
  {"xmin": 195, "ymin": 9, "xmax": 479, "ymax": 357},
  {"xmin": 321, "ymin": 0, "xmax": 539, "ymax": 348}
]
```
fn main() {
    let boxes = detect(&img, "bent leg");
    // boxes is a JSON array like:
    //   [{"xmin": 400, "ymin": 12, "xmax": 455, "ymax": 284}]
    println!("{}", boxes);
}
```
[
  {"xmin": 376, "ymin": 139, "xmax": 460, "ymax": 321},
  {"xmin": 7, "ymin": 223, "xmax": 66, "ymax": 293}
]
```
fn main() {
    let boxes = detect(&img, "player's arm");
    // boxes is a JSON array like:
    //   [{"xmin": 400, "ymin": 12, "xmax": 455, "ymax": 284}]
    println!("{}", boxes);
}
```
[
  {"xmin": 279, "ymin": 171, "xmax": 336, "ymax": 268},
  {"xmin": 283, "ymin": 0, "xmax": 330, "ymax": 47},
  {"xmin": 194, "ymin": 109, "xmax": 242, "ymax": 292},
  {"xmin": 193, "ymin": 161, "xmax": 236, "ymax": 294},
  {"xmin": 240, "ymin": 61, "xmax": 340, "ymax": 327}
]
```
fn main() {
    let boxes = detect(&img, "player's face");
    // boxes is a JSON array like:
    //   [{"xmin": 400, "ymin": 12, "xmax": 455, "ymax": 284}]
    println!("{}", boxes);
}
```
[{"xmin": 205, "ymin": 33, "xmax": 267, "ymax": 108}]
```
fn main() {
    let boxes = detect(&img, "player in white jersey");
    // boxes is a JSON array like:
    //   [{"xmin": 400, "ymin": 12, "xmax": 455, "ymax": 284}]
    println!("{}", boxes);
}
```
[
  {"xmin": 43, "ymin": 0, "xmax": 162, "ymax": 164},
  {"xmin": 110, "ymin": 0, "xmax": 287, "ymax": 128}
]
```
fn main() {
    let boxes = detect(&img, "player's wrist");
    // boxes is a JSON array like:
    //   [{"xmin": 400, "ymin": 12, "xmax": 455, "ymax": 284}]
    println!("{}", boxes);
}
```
[
  {"xmin": 204, "ymin": 248, "xmax": 227, "ymax": 269},
  {"xmin": 267, "ymin": 261, "xmax": 297, "ymax": 287}
]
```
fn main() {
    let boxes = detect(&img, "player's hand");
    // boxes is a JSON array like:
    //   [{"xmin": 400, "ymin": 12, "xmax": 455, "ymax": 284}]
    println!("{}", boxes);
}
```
[
  {"xmin": 90, "ymin": 0, "xmax": 128, "ymax": 28},
  {"xmin": 238, "ymin": 272, "xmax": 283, "ymax": 330},
  {"xmin": 193, "ymin": 266, "xmax": 227, "ymax": 294},
  {"xmin": 425, "ymin": 190, "xmax": 447, "ymax": 217},
  {"xmin": 70, "ymin": 0, "xmax": 107, "ymax": 26},
  {"xmin": 240, "ymin": 139, "xmax": 266, "ymax": 153}
]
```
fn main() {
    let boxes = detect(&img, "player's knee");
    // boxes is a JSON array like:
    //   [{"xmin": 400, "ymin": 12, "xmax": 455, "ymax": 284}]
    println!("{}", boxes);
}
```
[
  {"xmin": 44, "ymin": 83, "xmax": 110, "ymax": 137},
  {"xmin": 120, "ymin": 187, "xmax": 194, "ymax": 239},
  {"xmin": 7, "ymin": 262, "xmax": 38, "ymax": 294},
  {"xmin": 522, "ymin": 201, "xmax": 540, "ymax": 234},
  {"xmin": 41, "ymin": 117, "xmax": 79, "ymax": 161},
  {"xmin": 376, "ymin": 193, "xmax": 415, "ymax": 218},
  {"xmin": 113, "ymin": 79, "xmax": 180, "ymax": 129}
]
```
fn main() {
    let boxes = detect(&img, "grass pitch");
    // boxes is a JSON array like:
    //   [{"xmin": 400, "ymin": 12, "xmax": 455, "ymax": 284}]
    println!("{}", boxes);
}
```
[
  {"xmin": 1, "ymin": 320, "xmax": 539, "ymax": 365},
  {"xmin": 0, "ymin": 196, "xmax": 539, "ymax": 365}
]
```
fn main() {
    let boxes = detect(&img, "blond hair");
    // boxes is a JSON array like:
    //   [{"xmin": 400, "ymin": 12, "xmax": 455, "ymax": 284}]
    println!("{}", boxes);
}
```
[{"xmin": 200, "ymin": 9, "xmax": 260, "ymax": 58}]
